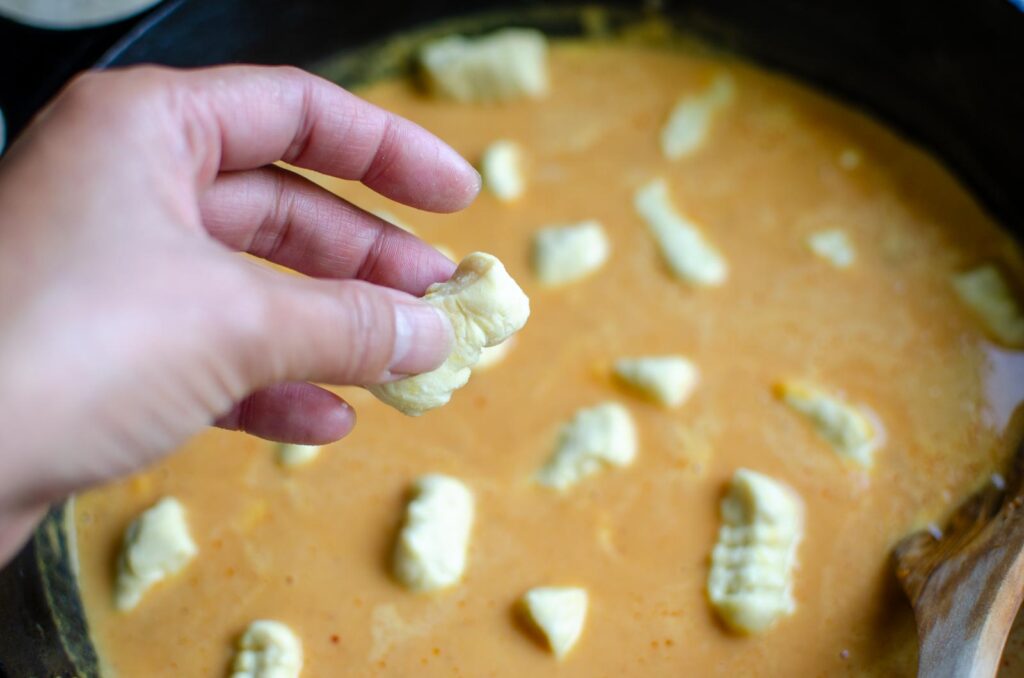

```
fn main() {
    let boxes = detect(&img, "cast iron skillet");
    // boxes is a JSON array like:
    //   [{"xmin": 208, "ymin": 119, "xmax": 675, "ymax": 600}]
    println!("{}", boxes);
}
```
[{"xmin": 1, "ymin": 1, "xmax": 1022, "ymax": 675}]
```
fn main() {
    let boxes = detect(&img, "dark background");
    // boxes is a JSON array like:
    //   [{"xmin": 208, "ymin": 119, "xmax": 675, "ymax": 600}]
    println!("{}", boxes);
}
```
[{"xmin": 0, "ymin": 2, "xmax": 175, "ymax": 148}]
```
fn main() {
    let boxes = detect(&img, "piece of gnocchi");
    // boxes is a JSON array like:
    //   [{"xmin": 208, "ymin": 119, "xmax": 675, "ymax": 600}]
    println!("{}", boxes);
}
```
[
  {"xmin": 520, "ymin": 586, "xmax": 589, "ymax": 659},
  {"xmin": 369, "ymin": 252, "xmax": 530, "ymax": 415},
  {"xmin": 775, "ymin": 381, "xmax": 880, "ymax": 467},
  {"xmin": 613, "ymin": 355, "xmax": 699, "ymax": 407},
  {"xmin": 537, "ymin": 402, "xmax": 637, "ymax": 490},
  {"xmin": 952, "ymin": 264, "xmax": 1024, "ymax": 346},
  {"xmin": 393, "ymin": 474, "xmax": 475, "ymax": 592},
  {"xmin": 532, "ymin": 221, "xmax": 610, "ymax": 287},
  {"xmin": 419, "ymin": 28, "xmax": 548, "ymax": 103},
  {"xmin": 481, "ymin": 139, "xmax": 525, "ymax": 202},
  {"xmin": 634, "ymin": 179, "xmax": 727, "ymax": 286},
  {"xmin": 230, "ymin": 619, "xmax": 303, "ymax": 678},
  {"xmin": 275, "ymin": 443, "xmax": 321, "ymax": 469},
  {"xmin": 114, "ymin": 497, "xmax": 198, "ymax": 611},
  {"xmin": 660, "ymin": 73, "xmax": 735, "ymax": 160},
  {"xmin": 708, "ymin": 469, "xmax": 803, "ymax": 634},
  {"xmin": 807, "ymin": 229, "xmax": 855, "ymax": 269}
]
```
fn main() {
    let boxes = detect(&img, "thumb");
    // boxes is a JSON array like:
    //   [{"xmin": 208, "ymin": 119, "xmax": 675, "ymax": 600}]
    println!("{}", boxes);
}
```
[{"xmin": 236, "ymin": 269, "xmax": 453, "ymax": 389}]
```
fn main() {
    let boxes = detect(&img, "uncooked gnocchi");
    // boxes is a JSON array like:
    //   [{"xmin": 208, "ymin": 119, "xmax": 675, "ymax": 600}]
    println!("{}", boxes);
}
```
[
  {"xmin": 537, "ymin": 402, "xmax": 637, "ymax": 490},
  {"xmin": 393, "ymin": 474, "xmax": 475, "ymax": 592},
  {"xmin": 660, "ymin": 72, "xmax": 735, "ymax": 160},
  {"xmin": 520, "ymin": 586, "xmax": 589, "ymax": 659},
  {"xmin": 707, "ymin": 469, "xmax": 803, "ymax": 634},
  {"xmin": 369, "ymin": 252, "xmax": 530, "ymax": 415},
  {"xmin": 613, "ymin": 355, "xmax": 698, "ymax": 407},
  {"xmin": 481, "ymin": 139, "xmax": 526, "ymax": 202},
  {"xmin": 114, "ymin": 497, "xmax": 197, "ymax": 611},
  {"xmin": 634, "ymin": 179, "xmax": 727, "ymax": 286},
  {"xmin": 775, "ymin": 381, "xmax": 880, "ymax": 468},
  {"xmin": 532, "ymin": 221, "xmax": 609, "ymax": 287},
  {"xmin": 419, "ymin": 29, "xmax": 548, "ymax": 103},
  {"xmin": 952, "ymin": 264, "xmax": 1024, "ymax": 346},
  {"xmin": 230, "ymin": 619, "xmax": 303, "ymax": 678}
]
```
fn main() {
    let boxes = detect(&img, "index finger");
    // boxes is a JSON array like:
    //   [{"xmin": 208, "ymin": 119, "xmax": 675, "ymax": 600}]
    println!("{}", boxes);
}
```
[{"xmin": 174, "ymin": 65, "xmax": 480, "ymax": 213}]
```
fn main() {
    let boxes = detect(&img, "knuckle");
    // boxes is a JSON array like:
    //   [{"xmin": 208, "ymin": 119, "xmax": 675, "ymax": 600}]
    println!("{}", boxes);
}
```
[
  {"xmin": 56, "ymin": 71, "xmax": 111, "ymax": 115},
  {"xmin": 54, "ymin": 66, "xmax": 182, "ymax": 139},
  {"xmin": 63, "ymin": 69, "xmax": 104, "ymax": 96},
  {"xmin": 208, "ymin": 272, "xmax": 404, "ymax": 388},
  {"xmin": 214, "ymin": 270, "xmax": 282, "ymax": 380},
  {"xmin": 61, "ymin": 66, "xmax": 168, "ymax": 108},
  {"xmin": 274, "ymin": 64, "xmax": 309, "ymax": 81},
  {"xmin": 362, "ymin": 113, "xmax": 400, "ymax": 185}
]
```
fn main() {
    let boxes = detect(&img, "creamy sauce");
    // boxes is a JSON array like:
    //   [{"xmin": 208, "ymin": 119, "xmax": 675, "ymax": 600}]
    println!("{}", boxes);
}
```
[{"xmin": 75, "ymin": 42, "xmax": 1024, "ymax": 676}]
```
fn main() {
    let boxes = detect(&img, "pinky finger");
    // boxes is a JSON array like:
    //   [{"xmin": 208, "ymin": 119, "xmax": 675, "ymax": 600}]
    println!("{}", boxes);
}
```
[{"xmin": 214, "ymin": 381, "xmax": 354, "ymax": 444}]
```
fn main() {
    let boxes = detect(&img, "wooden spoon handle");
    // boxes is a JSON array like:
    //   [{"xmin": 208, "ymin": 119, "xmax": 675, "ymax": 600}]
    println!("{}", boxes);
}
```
[
  {"xmin": 916, "ymin": 534, "xmax": 1024, "ymax": 677},
  {"xmin": 895, "ymin": 466, "xmax": 1024, "ymax": 678}
]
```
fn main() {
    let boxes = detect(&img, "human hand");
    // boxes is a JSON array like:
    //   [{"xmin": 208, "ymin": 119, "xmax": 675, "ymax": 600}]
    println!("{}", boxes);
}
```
[{"xmin": 0, "ymin": 65, "xmax": 479, "ymax": 562}]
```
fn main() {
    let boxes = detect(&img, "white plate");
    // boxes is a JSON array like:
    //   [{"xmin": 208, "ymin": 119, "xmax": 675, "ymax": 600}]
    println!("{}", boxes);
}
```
[{"xmin": 0, "ymin": 0, "xmax": 161, "ymax": 29}]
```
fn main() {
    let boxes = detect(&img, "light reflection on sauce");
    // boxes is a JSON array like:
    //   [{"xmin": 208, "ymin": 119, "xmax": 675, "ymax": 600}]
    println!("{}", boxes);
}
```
[{"xmin": 981, "ymin": 343, "xmax": 1024, "ymax": 432}]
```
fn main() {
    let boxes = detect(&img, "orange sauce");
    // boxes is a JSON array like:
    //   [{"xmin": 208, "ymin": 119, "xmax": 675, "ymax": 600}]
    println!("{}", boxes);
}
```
[{"xmin": 74, "ymin": 42, "xmax": 1024, "ymax": 676}]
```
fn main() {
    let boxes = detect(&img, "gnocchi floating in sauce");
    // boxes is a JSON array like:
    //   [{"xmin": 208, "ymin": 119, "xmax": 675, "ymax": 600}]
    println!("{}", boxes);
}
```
[{"xmin": 74, "ymin": 37, "xmax": 1024, "ymax": 676}]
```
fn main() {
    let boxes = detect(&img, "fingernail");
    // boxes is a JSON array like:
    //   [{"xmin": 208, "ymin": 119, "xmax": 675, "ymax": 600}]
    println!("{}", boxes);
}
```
[
  {"xmin": 319, "ymin": 400, "xmax": 355, "ymax": 441},
  {"xmin": 391, "ymin": 302, "xmax": 452, "ymax": 376}
]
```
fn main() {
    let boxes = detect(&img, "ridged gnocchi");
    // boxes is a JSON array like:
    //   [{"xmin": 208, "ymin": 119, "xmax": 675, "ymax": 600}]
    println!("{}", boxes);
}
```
[
  {"xmin": 393, "ymin": 474, "xmax": 475, "ymax": 592},
  {"xmin": 230, "ymin": 620, "xmax": 303, "ymax": 678},
  {"xmin": 707, "ymin": 469, "xmax": 803, "ymax": 634}
]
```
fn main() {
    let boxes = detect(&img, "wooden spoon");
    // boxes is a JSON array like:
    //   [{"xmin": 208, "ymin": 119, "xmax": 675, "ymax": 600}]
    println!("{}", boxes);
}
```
[{"xmin": 893, "ymin": 450, "xmax": 1024, "ymax": 678}]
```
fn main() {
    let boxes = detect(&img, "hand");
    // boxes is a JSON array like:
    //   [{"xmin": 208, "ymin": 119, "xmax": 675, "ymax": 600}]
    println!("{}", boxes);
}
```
[{"xmin": 0, "ymin": 65, "xmax": 480, "ymax": 563}]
